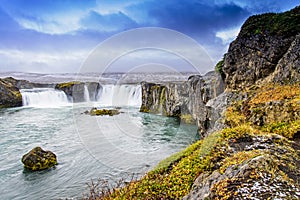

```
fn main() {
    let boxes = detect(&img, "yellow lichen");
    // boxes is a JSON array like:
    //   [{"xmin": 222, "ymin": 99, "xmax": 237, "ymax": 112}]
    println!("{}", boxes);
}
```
[
  {"xmin": 56, "ymin": 81, "xmax": 81, "ymax": 89},
  {"xmin": 250, "ymin": 84, "xmax": 300, "ymax": 106},
  {"xmin": 180, "ymin": 114, "xmax": 196, "ymax": 124}
]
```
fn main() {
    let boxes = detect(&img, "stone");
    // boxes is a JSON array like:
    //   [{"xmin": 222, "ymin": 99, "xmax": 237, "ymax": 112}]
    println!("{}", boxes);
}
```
[
  {"xmin": 22, "ymin": 147, "xmax": 57, "ymax": 171},
  {"xmin": 88, "ymin": 108, "xmax": 120, "ymax": 116},
  {"xmin": 184, "ymin": 135, "xmax": 300, "ymax": 199},
  {"xmin": 268, "ymin": 34, "xmax": 300, "ymax": 84},
  {"xmin": 139, "ymin": 72, "xmax": 225, "ymax": 137},
  {"xmin": 222, "ymin": 7, "xmax": 300, "ymax": 90},
  {"xmin": 2, "ymin": 77, "xmax": 55, "ymax": 89},
  {"xmin": 0, "ymin": 77, "xmax": 23, "ymax": 108}
]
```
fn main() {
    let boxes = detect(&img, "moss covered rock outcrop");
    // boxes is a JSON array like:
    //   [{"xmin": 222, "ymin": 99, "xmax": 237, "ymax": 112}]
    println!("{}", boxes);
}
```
[
  {"xmin": 0, "ymin": 77, "xmax": 22, "ymax": 108},
  {"xmin": 87, "ymin": 108, "xmax": 120, "ymax": 116},
  {"xmin": 21, "ymin": 147, "xmax": 57, "ymax": 171}
]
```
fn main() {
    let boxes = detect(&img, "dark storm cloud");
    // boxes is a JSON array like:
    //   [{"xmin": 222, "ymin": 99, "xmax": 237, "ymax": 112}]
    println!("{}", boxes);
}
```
[{"xmin": 0, "ymin": 0, "xmax": 298, "ymax": 72}]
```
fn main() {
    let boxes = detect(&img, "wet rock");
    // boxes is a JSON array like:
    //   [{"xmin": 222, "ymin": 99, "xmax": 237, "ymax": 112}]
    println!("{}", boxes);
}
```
[
  {"xmin": 0, "ymin": 77, "xmax": 22, "ymax": 108},
  {"xmin": 87, "ymin": 108, "xmax": 120, "ymax": 116},
  {"xmin": 139, "ymin": 82, "xmax": 166, "ymax": 114},
  {"xmin": 22, "ymin": 147, "xmax": 57, "ymax": 171}
]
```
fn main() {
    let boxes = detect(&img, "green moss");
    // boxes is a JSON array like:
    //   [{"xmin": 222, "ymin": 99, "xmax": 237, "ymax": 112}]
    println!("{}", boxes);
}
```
[
  {"xmin": 224, "ymin": 106, "xmax": 246, "ymax": 128},
  {"xmin": 153, "ymin": 140, "xmax": 203, "ymax": 171},
  {"xmin": 139, "ymin": 106, "xmax": 150, "ymax": 113},
  {"xmin": 105, "ymin": 132, "xmax": 224, "ymax": 199},
  {"xmin": 89, "ymin": 108, "xmax": 120, "ymax": 116},
  {"xmin": 215, "ymin": 57, "xmax": 225, "ymax": 77},
  {"xmin": 22, "ymin": 147, "xmax": 57, "ymax": 171},
  {"xmin": 221, "ymin": 124, "xmax": 257, "ymax": 140},
  {"xmin": 261, "ymin": 120, "xmax": 300, "ymax": 139},
  {"xmin": 56, "ymin": 81, "xmax": 81, "ymax": 89}
]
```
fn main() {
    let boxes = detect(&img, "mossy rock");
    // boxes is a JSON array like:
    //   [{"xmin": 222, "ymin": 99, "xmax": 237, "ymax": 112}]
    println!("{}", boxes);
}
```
[
  {"xmin": 88, "ymin": 108, "xmax": 120, "ymax": 116},
  {"xmin": 55, "ymin": 81, "xmax": 81, "ymax": 90},
  {"xmin": 21, "ymin": 147, "xmax": 57, "ymax": 171},
  {"xmin": 0, "ymin": 78, "xmax": 23, "ymax": 108}
]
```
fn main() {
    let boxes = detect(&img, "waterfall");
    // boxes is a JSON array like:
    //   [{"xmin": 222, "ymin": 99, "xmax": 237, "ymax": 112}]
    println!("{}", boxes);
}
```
[
  {"xmin": 84, "ymin": 85, "xmax": 91, "ymax": 102},
  {"xmin": 20, "ymin": 84, "xmax": 142, "ymax": 107},
  {"xmin": 97, "ymin": 85, "xmax": 141, "ymax": 107},
  {"xmin": 20, "ymin": 88, "xmax": 70, "ymax": 107}
]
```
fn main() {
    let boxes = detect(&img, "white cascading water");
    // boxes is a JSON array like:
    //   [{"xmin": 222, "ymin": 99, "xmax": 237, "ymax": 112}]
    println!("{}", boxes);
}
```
[
  {"xmin": 97, "ymin": 85, "xmax": 142, "ymax": 107},
  {"xmin": 83, "ymin": 85, "xmax": 91, "ymax": 102},
  {"xmin": 20, "ymin": 88, "xmax": 70, "ymax": 107}
]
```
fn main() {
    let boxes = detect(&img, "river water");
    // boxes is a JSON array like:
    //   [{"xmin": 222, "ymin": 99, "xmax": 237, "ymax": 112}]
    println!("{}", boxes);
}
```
[{"xmin": 0, "ymin": 83, "xmax": 198, "ymax": 199}]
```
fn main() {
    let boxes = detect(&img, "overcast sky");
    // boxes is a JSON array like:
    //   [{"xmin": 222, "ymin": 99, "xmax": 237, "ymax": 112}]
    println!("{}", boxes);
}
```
[{"xmin": 0, "ymin": 0, "xmax": 298, "ymax": 73}]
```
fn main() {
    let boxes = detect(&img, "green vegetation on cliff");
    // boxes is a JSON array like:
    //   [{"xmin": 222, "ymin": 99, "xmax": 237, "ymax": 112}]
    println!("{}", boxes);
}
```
[
  {"xmin": 240, "ymin": 6, "xmax": 300, "ymax": 38},
  {"xmin": 215, "ymin": 57, "xmax": 225, "ymax": 77}
]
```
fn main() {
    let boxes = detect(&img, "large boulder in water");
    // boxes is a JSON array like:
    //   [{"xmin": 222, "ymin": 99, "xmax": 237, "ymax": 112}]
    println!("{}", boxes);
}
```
[
  {"xmin": 22, "ymin": 147, "xmax": 57, "ymax": 171},
  {"xmin": 0, "ymin": 77, "xmax": 22, "ymax": 108},
  {"xmin": 86, "ymin": 107, "xmax": 121, "ymax": 116}
]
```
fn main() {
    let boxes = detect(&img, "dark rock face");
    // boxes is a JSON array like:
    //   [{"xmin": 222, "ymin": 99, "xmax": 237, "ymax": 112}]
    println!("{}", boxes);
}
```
[
  {"xmin": 21, "ymin": 147, "xmax": 57, "ymax": 171},
  {"xmin": 269, "ymin": 34, "xmax": 300, "ymax": 84},
  {"xmin": 0, "ymin": 78, "xmax": 22, "ymax": 108},
  {"xmin": 222, "ymin": 7, "xmax": 300, "ymax": 90},
  {"xmin": 55, "ymin": 81, "xmax": 101, "ymax": 102},
  {"xmin": 140, "ymin": 72, "xmax": 225, "ymax": 136},
  {"xmin": 140, "ymin": 82, "xmax": 166, "ymax": 114}
]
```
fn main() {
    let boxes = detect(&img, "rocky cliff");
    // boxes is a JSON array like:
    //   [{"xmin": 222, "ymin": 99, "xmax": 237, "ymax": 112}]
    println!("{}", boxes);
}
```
[
  {"xmin": 140, "ymin": 72, "xmax": 225, "ymax": 136},
  {"xmin": 0, "ymin": 77, "xmax": 22, "ymax": 108},
  {"xmin": 222, "ymin": 6, "xmax": 300, "ymax": 89}
]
